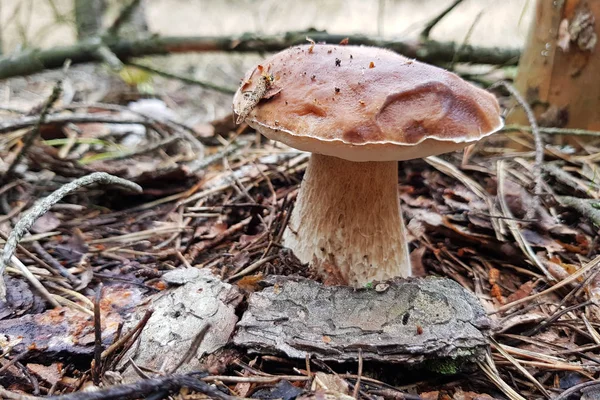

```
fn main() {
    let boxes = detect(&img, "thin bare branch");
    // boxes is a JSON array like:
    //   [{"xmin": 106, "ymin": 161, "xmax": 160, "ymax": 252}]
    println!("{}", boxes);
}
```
[
  {"xmin": 2, "ymin": 79, "xmax": 62, "ymax": 183},
  {"xmin": 0, "ymin": 172, "xmax": 142, "ymax": 300},
  {"xmin": 492, "ymin": 81, "xmax": 544, "ymax": 220},
  {"xmin": 420, "ymin": 0, "xmax": 464, "ymax": 40}
]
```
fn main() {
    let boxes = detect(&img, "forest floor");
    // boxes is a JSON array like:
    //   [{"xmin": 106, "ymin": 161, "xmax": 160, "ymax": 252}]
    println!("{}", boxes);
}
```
[
  {"xmin": 3, "ymin": 2, "xmax": 600, "ymax": 400},
  {"xmin": 1, "ymin": 52, "xmax": 600, "ymax": 399}
]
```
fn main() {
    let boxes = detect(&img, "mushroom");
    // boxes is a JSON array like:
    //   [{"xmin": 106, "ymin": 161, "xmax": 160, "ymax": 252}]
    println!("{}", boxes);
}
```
[{"xmin": 233, "ymin": 44, "xmax": 503, "ymax": 287}]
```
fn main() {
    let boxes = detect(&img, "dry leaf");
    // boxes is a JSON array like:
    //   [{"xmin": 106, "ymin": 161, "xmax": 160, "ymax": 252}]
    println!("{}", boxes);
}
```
[
  {"xmin": 312, "ymin": 372, "xmax": 350, "ymax": 394},
  {"xmin": 27, "ymin": 363, "xmax": 62, "ymax": 386},
  {"xmin": 506, "ymin": 281, "xmax": 535, "ymax": 303}
]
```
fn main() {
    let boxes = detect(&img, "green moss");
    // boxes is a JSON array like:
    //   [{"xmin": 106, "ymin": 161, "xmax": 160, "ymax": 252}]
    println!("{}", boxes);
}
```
[{"xmin": 424, "ymin": 357, "xmax": 466, "ymax": 375}]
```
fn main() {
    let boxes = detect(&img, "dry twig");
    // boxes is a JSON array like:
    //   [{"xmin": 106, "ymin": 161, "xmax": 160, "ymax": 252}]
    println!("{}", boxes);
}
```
[
  {"xmin": 503, "ymin": 124, "xmax": 600, "ymax": 137},
  {"xmin": 353, "ymin": 349, "xmax": 363, "ymax": 399},
  {"xmin": 92, "ymin": 284, "xmax": 103, "ymax": 386},
  {"xmin": 0, "ymin": 172, "xmax": 142, "ymax": 300},
  {"xmin": 496, "ymin": 160, "xmax": 552, "ymax": 280},
  {"xmin": 1, "ymin": 374, "xmax": 237, "ymax": 400},
  {"xmin": 420, "ymin": 0, "xmax": 464, "ymax": 40},
  {"xmin": 127, "ymin": 61, "xmax": 236, "ymax": 94},
  {"xmin": 491, "ymin": 81, "xmax": 544, "ymax": 220},
  {"xmin": 2, "ymin": 79, "xmax": 62, "ymax": 183},
  {"xmin": 168, "ymin": 324, "xmax": 212, "ymax": 374}
]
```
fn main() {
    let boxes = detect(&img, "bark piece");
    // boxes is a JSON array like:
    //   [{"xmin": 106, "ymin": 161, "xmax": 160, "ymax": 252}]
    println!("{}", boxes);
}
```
[
  {"xmin": 234, "ymin": 276, "xmax": 491, "ymax": 364},
  {"xmin": 121, "ymin": 269, "xmax": 242, "ymax": 381},
  {"xmin": 0, "ymin": 277, "xmax": 46, "ymax": 320},
  {"xmin": 0, "ymin": 284, "xmax": 138, "ymax": 360}
]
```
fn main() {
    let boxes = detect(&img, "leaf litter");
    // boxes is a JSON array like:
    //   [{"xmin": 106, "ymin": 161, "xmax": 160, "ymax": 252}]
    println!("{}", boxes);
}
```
[{"xmin": 1, "ymin": 64, "xmax": 600, "ymax": 399}]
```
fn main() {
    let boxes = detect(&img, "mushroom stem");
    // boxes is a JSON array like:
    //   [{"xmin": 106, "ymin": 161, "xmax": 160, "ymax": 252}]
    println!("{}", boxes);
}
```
[{"xmin": 283, "ymin": 153, "xmax": 411, "ymax": 286}]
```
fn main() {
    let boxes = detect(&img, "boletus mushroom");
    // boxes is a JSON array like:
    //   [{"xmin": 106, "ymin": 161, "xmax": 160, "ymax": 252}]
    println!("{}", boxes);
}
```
[{"xmin": 233, "ymin": 44, "xmax": 503, "ymax": 287}]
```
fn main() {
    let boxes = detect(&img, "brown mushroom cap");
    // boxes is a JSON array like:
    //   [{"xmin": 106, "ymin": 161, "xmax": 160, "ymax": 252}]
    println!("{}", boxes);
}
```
[{"xmin": 233, "ymin": 44, "xmax": 503, "ymax": 162}]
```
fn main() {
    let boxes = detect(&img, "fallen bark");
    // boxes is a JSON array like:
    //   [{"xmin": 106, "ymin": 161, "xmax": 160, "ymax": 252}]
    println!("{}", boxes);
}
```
[
  {"xmin": 234, "ymin": 275, "xmax": 492, "ymax": 364},
  {"xmin": 119, "ymin": 268, "xmax": 243, "ymax": 382},
  {"xmin": 0, "ymin": 285, "xmax": 143, "ymax": 362},
  {"xmin": 0, "ymin": 31, "xmax": 521, "ymax": 80}
]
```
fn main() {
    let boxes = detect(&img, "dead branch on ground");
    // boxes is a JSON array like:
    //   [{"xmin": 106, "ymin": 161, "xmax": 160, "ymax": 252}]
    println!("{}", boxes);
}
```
[{"xmin": 0, "ymin": 30, "xmax": 521, "ymax": 80}]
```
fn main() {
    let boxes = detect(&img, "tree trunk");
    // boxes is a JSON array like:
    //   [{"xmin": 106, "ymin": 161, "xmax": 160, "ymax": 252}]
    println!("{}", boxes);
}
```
[
  {"xmin": 74, "ymin": 0, "xmax": 105, "ymax": 39},
  {"xmin": 509, "ymin": 0, "xmax": 600, "ymax": 131}
]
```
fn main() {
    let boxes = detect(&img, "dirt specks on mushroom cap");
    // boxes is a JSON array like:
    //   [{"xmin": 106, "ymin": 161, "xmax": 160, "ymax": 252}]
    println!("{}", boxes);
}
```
[{"xmin": 233, "ymin": 44, "xmax": 503, "ymax": 162}]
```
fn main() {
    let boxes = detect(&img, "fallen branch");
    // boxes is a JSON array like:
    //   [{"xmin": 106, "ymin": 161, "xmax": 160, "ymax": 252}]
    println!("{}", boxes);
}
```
[
  {"xmin": 0, "ymin": 231, "xmax": 73, "ymax": 283},
  {"xmin": 0, "ymin": 113, "xmax": 150, "ymax": 135},
  {"xmin": 105, "ymin": 309, "xmax": 154, "ymax": 372},
  {"xmin": 74, "ymin": 0, "xmax": 142, "ymax": 76},
  {"xmin": 542, "ymin": 164, "xmax": 585, "ymax": 194},
  {"xmin": 0, "ymin": 386, "xmax": 40, "ymax": 400},
  {"xmin": 492, "ymin": 81, "xmax": 544, "ymax": 220},
  {"xmin": 0, "ymin": 31, "xmax": 521, "ymax": 80},
  {"xmin": 94, "ymin": 40, "xmax": 124, "ymax": 71},
  {"xmin": 503, "ymin": 124, "xmax": 600, "ymax": 137},
  {"xmin": 556, "ymin": 196, "xmax": 600, "ymax": 227},
  {"xmin": 168, "ymin": 324, "xmax": 211, "ymax": 374},
  {"xmin": 2, "ymin": 373, "xmax": 237, "ymax": 400},
  {"xmin": 0, "ymin": 172, "xmax": 142, "ymax": 300}
]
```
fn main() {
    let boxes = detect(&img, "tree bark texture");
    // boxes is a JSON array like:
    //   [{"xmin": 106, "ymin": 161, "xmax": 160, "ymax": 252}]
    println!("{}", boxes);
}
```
[
  {"xmin": 509, "ymin": 0, "xmax": 600, "ymax": 131},
  {"xmin": 234, "ymin": 275, "xmax": 491, "ymax": 364},
  {"xmin": 120, "ymin": 268, "xmax": 242, "ymax": 382}
]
